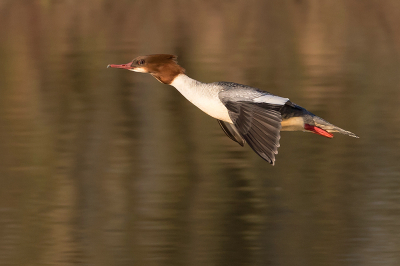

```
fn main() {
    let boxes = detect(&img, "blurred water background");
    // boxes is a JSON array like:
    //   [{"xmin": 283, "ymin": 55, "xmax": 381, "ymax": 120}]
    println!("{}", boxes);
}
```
[{"xmin": 1, "ymin": 1, "xmax": 400, "ymax": 265}]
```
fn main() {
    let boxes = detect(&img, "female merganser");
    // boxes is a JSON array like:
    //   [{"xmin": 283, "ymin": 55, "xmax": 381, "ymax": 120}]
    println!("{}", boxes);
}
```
[{"xmin": 108, "ymin": 54, "xmax": 358, "ymax": 165}]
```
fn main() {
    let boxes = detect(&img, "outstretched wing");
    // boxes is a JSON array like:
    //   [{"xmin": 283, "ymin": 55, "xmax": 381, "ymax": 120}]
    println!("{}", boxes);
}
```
[
  {"xmin": 224, "ymin": 101, "xmax": 283, "ymax": 165},
  {"xmin": 217, "ymin": 82, "xmax": 289, "ymax": 164}
]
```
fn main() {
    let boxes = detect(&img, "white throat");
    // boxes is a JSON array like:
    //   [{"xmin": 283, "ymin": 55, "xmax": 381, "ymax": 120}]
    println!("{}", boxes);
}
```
[{"xmin": 170, "ymin": 74, "xmax": 232, "ymax": 123}]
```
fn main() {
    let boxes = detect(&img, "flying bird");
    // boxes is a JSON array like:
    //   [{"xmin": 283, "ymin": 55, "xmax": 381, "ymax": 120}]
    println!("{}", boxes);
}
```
[{"xmin": 108, "ymin": 54, "xmax": 358, "ymax": 165}]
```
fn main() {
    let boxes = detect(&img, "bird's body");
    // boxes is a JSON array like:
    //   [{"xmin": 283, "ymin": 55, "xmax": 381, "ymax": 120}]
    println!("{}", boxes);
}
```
[
  {"xmin": 108, "ymin": 54, "xmax": 358, "ymax": 164},
  {"xmin": 170, "ymin": 74, "xmax": 232, "ymax": 122}
]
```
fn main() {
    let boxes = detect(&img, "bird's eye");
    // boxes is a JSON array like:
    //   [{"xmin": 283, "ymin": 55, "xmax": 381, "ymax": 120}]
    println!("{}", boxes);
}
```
[{"xmin": 138, "ymin": 59, "xmax": 145, "ymax": 65}]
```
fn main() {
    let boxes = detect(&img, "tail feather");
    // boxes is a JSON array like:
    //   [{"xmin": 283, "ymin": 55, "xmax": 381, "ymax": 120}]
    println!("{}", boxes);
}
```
[{"xmin": 312, "ymin": 116, "xmax": 359, "ymax": 138}]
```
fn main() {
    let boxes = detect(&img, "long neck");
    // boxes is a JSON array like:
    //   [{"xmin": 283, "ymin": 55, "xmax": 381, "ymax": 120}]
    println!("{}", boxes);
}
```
[
  {"xmin": 169, "ymin": 74, "xmax": 232, "ymax": 122},
  {"xmin": 170, "ymin": 74, "xmax": 218, "ymax": 103}
]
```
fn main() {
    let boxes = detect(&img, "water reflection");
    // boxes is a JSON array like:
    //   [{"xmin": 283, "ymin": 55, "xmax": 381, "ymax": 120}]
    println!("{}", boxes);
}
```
[{"xmin": 1, "ymin": 1, "xmax": 400, "ymax": 265}]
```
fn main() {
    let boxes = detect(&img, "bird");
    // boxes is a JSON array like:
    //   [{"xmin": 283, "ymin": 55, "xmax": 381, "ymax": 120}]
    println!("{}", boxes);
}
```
[{"xmin": 108, "ymin": 54, "xmax": 358, "ymax": 165}]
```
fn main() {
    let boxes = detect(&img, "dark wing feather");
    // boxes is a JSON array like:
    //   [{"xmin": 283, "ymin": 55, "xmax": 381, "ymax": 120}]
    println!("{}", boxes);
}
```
[
  {"xmin": 224, "ymin": 102, "xmax": 282, "ymax": 165},
  {"xmin": 217, "ymin": 120, "xmax": 245, "ymax": 146}
]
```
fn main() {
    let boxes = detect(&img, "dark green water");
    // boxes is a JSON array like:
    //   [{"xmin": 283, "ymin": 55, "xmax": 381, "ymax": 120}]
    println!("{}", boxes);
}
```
[{"xmin": 1, "ymin": 1, "xmax": 400, "ymax": 265}]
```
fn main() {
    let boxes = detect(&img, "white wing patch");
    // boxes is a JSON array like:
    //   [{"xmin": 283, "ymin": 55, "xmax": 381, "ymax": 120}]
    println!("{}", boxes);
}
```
[{"xmin": 253, "ymin": 95, "xmax": 289, "ymax": 105}]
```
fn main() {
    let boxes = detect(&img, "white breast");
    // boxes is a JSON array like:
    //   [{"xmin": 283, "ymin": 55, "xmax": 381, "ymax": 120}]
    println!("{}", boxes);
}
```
[{"xmin": 170, "ymin": 74, "xmax": 232, "ymax": 123}]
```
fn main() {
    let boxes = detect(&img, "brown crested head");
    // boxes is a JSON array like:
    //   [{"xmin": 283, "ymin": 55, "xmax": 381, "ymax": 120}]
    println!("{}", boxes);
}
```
[{"xmin": 107, "ymin": 54, "xmax": 185, "ymax": 84}]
